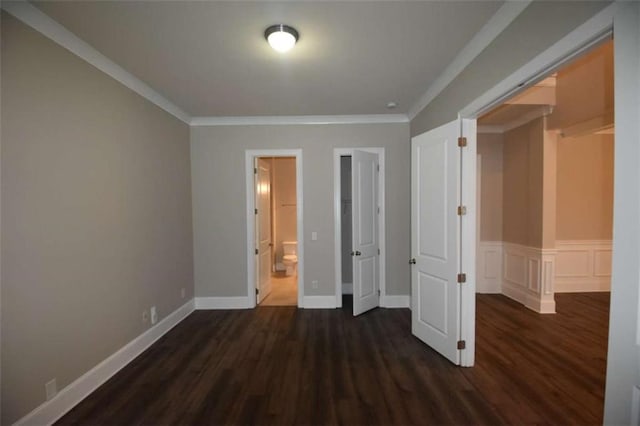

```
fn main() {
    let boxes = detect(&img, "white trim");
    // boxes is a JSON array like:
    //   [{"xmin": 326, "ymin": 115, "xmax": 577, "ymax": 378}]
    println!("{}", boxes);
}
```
[
  {"xmin": 460, "ymin": 3, "xmax": 616, "ymax": 119},
  {"xmin": 246, "ymin": 149, "xmax": 304, "ymax": 308},
  {"xmin": 194, "ymin": 297, "xmax": 252, "ymax": 310},
  {"xmin": 13, "ymin": 299, "xmax": 195, "ymax": 426},
  {"xmin": 407, "ymin": 1, "xmax": 531, "ymax": 120},
  {"xmin": 302, "ymin": 296, "xmax": 337, "ymax": 309},
  {"xmin": 460, "ymin": 118, "xmax": 477, "ymax": 367},
  {"xmin": 333, "ymin": 148, "xmax": 386, "ymax": 309},
  {"xmin": 191, "ymin": 115, "xmax": 408, "ymax": 126},
  {"xmin": 380, "ymin": 295, "xmax": 410, "ymax": 309},
  {"xmin": 0, "ymin": 0, "xmax": 191, "ymax": 124}
]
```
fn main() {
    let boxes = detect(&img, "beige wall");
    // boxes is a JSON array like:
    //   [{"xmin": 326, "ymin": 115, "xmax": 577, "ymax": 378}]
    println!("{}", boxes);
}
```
[
  {"xmin": 556, "ymin": 134, "xmax": 614, "ymax": 240},
  {"xmin": 477, "ymin": 133, "xmax": 504, "ymax": 241},
  {"xmin": 1, "ymin": 13, "xmax": 193, "ymax": 424},
  {"xmin": 272, "ymin": 157, "xmax": 297, "ymax": 264},
  {"xmin": 191, "ymin": 123, "xmax": 410, "ymax": 298},
  {"xmin": 410, "ymin": 1, "xmax": 610, "ymax": 135},
  {"xmin": 502, "ymin": 118, "xmax": 545, "ymax": 248}
]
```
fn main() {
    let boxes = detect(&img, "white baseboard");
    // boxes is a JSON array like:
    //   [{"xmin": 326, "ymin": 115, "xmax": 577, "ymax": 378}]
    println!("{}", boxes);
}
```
[
  {"xmin": 195, "ymin": 296, "xmax": 252, "ymax": 309},
  {"xmin": 342, "ymin": 283, "xmax": 353, "ymax": 295},
  {"xmin": 302, "ymin": 296, "xmax": 337, "ymax": 309},
  {"xmin": 15, "ymin": 299, "xmax": 195, "ymax": 426},
  {"xmin": 380, "ymin": 295, "xmax": 410, "ymax": 308}
]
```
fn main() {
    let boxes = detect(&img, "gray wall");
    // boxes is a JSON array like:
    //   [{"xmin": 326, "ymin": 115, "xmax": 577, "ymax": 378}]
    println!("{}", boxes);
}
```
[
  {"xmin": 410, "ymin": 1, "xmax": 611, "ymax": 135},
  {"xmin": 191, "ymin": 123, "xmax": 410, "ymax": 299},
  {"xmin": 1, "ymin": 13, "xmax": 193, "ymax": 424}
]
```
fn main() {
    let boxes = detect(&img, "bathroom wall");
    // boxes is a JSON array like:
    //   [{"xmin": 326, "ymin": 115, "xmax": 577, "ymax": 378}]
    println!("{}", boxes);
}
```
[
  {"xmin": 340, "ymin": 156, "xmax": 353, "ymax": 286},
  {"xmin": 272, "ymin": 157, "xmax": 297, "ymax": 266}
]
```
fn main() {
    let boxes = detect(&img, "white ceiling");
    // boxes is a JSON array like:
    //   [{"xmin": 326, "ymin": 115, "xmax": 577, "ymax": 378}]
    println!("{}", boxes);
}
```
[{"xmin": 33, "ymin": 1, "xmax": 503, "ymax": 117}]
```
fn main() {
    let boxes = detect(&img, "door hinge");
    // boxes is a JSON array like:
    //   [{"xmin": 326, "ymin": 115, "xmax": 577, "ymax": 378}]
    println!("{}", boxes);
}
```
[
  {"xmin": 457, "ymin": 273, "xmax": 466, "ymax": 283},
  {"xmin": 458, "ymin": 137, "xmax": 467, "ymax": 147},
  {"xmin": 255, "ymin": 248, "xmax": 259, "ymax": 255},
  {"xmin": 255, "ymin": 208, "xmax": 258, "ymax": 215},
  {"xmin": 254, "ymin": 167, "xmax": 257, "ymax": 174},
  {"xmin": 377, "ymin": 206, "xmax": 380, "ymax": 214},
  {"xmin": 256, "ymin": 288, "xmax": 259, "ymax": 295},
  {"xmin": 457, "ymin": 340, "xmax": 466, "ymax": 350},
  {"xmin": 377, "ymin": 164, "xmax": 380, "ymax": 172},
  {"xmin": 377, "ymin": 248, "xmax": 380, "ymax": 255},
  {"xmin": 457, "ymin": 205, "xmax": 467, "ymax": 216},
  {"xmin": 378, "ymin": 289, "xmax": 381, "ymax": 296}
]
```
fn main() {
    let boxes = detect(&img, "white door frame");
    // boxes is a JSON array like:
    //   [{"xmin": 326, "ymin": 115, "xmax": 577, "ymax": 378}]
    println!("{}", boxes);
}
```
[
  {"xmin": 333, "ymin": 147, "xmax": 386, "ymax": 308},
  {"xmin": 245, "ymin": 149, "xmax": 304, "ymax": 308},
  {"xmin": 454, "ymin": 1, "xmax": 616, "ymax": 380}
]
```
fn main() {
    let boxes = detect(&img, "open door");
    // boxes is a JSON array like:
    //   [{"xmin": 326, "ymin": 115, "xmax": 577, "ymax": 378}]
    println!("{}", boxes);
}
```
[
  {"xmin": 255, "ymin": 158, "xmax": 272, "ymax": 303},
  {"xmin": 352, "ymin": 150, "xmax": 380, "ymax": 316},
  {"xmin": 411, "ymin": 120, "xmax": 463, "ymax": 364}
]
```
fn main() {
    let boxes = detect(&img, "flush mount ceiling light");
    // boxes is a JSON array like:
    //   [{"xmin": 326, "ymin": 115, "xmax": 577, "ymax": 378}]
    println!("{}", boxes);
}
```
[{"xmin": 265, "ymin": 24, "xmax": 299, "ymax": 53}]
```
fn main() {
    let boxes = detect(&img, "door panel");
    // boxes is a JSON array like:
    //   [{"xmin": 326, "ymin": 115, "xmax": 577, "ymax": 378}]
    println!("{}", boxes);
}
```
[
  {"xmin": 352, "ymin": 150, "xmax": 379, "ymax": 316},
  {"xmin": 411, "ymin": 120, "xmax": 460, "ymax": 364},
  {"xmin": 256, "ymin": 158, "xmax": 272, "ymax": 303}
]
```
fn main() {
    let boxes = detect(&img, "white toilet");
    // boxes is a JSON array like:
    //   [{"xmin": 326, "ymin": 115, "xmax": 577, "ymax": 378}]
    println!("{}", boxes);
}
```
[{"xmin": 282, "ymin": 241, "xmax": 298, "ymax": 276}]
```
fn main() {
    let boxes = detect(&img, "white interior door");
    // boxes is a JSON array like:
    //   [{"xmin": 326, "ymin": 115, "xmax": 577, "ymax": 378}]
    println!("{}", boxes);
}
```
[
  {"xmin": 411, "ymin": 120, "xmax": 461, "ymax": 364},
  {"xmin": 256, "ymin": 158, "xmax": 272, "ymax": 303},
  {"xmin": 352, "ymin": 150, "xmax": 379, "ymax": 316}
]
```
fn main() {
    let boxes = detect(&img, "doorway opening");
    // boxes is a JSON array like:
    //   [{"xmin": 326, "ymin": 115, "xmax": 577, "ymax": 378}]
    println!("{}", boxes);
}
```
[
  {"xmin": 245, "ymin": 150, "xmax": 303, "ymax": 308},
  {"xmin": 473, "ymin": 38, "xmax": 613, "ymax": 423},
  {"xmin": 333, "ymin": 148, "xmax": 386, "ymax": 315}
]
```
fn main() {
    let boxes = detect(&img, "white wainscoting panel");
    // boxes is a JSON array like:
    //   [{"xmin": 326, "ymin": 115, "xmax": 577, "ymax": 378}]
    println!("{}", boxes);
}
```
[
  {"xmin": 502, "ymin": 242, "xmax": 556, "ymax": 313},
  {"xmin": 477, "ymin": 241, "xmax": 503, "ymax": 293},
  {"xmin": 555, "ymin": 240, "xmax": 612, "ymax": 292}
]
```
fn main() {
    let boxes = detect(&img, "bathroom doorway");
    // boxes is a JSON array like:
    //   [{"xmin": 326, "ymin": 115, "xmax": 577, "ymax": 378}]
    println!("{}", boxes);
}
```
[
  {"xmin": 258, "ymin": 156, "xmax": 298, "ymax": 306},
  {"xmin": 246, "ymin": 149, "xmax": 303, "ymax": 308}
]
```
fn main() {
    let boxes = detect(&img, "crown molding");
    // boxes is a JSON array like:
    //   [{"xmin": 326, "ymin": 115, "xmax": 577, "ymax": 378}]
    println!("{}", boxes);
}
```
[
  {"xmin": 407, "ymin": 1, "xmax": 531, "ymax": 120},
  {"xmin": 1, "ymin": 0, "xmax": 191, "ymax": 124},
  {"xmin": 190, "ymin": 114, "xmax": 409, "ymax": 126}
]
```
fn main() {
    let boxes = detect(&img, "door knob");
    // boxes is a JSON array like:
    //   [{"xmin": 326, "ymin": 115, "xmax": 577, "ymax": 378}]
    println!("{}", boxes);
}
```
[
  {"xmin": 350, "ymin": 251, "xmax": 355, "ymax": 256},
  {"xmin": 355, "ymin": 251, "xmax": 362, "ymax": 256},
  {"xmin": 409, "ymin": 258, "xmax": 416, "ymax": 264}
]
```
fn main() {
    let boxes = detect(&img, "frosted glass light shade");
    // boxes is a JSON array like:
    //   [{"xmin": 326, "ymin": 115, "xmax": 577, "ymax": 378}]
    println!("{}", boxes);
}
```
[{"xmin": 265, "ymin": 25, "xmax": 299, "ymax": 53}]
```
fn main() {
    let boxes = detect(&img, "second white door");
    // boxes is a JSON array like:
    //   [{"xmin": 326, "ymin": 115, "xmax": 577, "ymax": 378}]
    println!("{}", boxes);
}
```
[{"xmin": 352, "ymin": 150, "xmax": 380, "ymax": 316}]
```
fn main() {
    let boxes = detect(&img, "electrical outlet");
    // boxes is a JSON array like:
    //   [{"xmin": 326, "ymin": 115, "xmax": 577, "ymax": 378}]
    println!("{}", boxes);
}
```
[
  {"xmin": 181, "ymin": 287, "xmax": 185, "ymax": 299},
  {"xmin": 142, "ymin": 310, "xmax": 149, "ymax": 323},
  {"xmin": 150, "ymin": 306, "xmax": 157, "ymax": 325},
  {"xmin": 45, "ymin": 379, "xmax": 57, "ymax": 401},
  {"xmin": 312, "ymin": 280, "xmax": 318, "ymax": 289}
]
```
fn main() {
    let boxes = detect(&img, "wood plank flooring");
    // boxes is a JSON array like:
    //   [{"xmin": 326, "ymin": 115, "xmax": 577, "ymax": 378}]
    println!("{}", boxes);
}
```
[{"xmin": 56, "ymin": 293, "xmax": 609, "ymax": 425}]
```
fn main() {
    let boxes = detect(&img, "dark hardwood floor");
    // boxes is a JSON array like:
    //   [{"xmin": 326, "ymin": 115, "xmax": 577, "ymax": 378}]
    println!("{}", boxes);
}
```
[{"xmin": 57, "ymin": 293, "xmax": 609, "ymax": 425}]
